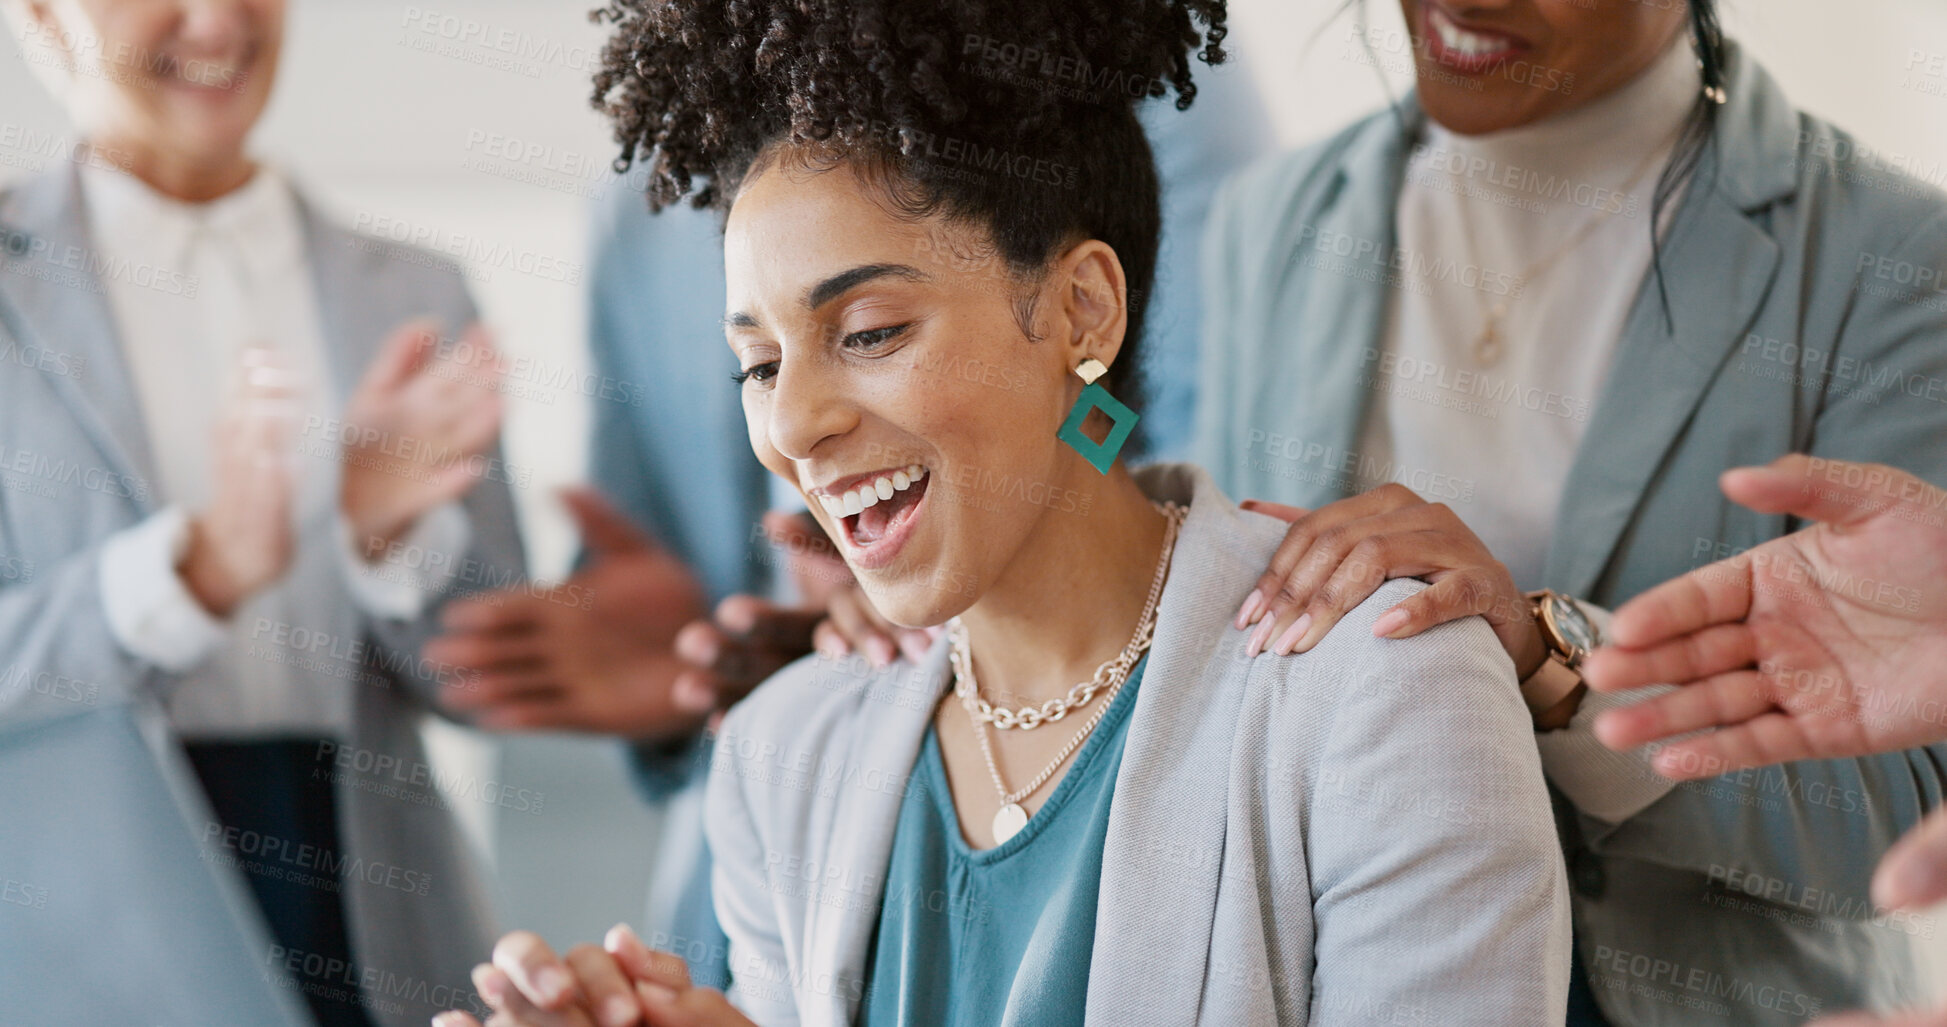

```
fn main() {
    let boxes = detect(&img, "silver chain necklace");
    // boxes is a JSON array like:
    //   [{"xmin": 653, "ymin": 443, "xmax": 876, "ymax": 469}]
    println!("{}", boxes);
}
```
[{"xmin": 947, "ymin": 501, "xmax": 1185, "ymax": 844}]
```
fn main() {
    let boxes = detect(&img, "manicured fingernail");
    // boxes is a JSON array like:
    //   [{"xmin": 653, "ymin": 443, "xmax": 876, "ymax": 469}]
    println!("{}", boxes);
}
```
[
  {"xmin": 1246, "ymin": 616, "xmax": 1275, "ymax": 658},
  {"xmin": 603, "ymin": 995, "xmax": 637, "ymax": 1027},
  {"xmin": 433, "ymin": 1014, "xmax": 463, "ymax": 1027},
  {"xmin": 1273, "ymin": 614, "xmax": 1312, "ymax": 656},
  {"xmin": 1371, "ymin": 608, "xmax": 1408, "ymax": 637},
  {"xmin": 868, "ymin": 637, "xmax": 896, "ymax": 667},
  {"xmin": 898, "ymin": 633, "xmax": 931, "ymax": 664},
  {"xmin": 537, "ymin": 967, "xmax": 573, "ymax": 1005},
  {"xmin": 677, "ymin": 676, "xmax": 719, "ymax": 712},
  {"xmin": 1234, "ymin": 589, "xmax": 1264, "ymax": 630}
]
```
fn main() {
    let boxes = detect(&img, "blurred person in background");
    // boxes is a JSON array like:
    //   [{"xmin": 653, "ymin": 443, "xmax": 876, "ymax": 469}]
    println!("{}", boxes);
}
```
[
  {"xmin": 420, "ymin": 22, "xmax": 1272, "ymax": 995},
  {"xmin": 0, "ymin": 0, "xmax": 524, "ymax": 1023},
  {"xmin": 1579, "ymin": 455, "xmax": 1947, "ymax": 1027},
  {"xmin": 1203, "ymin": 0, "xmax": 1947, "ymax": 1023}
]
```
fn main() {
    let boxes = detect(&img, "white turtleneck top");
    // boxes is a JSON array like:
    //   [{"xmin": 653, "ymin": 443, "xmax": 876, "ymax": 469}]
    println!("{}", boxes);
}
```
[{"xmin": 1358, "ymin": 36, "xmax": 1702, "ymax": 589}]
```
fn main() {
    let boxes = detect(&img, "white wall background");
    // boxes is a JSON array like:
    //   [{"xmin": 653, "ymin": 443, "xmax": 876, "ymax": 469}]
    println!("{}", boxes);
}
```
[{"xmin": 4, "ymin": 0, "xmax": 1945, "ymax": 978}]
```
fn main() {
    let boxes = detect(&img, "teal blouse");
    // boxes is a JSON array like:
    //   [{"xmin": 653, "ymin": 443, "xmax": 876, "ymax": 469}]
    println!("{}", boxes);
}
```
[{"xmin": 858, "ymin": 655, "xmax": 1147, "ymax": 1026}]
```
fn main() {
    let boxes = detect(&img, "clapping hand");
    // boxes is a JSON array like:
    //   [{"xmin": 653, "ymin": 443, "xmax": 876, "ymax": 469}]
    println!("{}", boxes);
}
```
[{"xmin": 339, "ymin": 319, "xmax": 505, "ymax": 558}]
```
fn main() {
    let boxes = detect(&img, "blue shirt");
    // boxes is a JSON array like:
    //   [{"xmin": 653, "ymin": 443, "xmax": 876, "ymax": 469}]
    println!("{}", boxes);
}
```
[{"xmin": 859, "ymin": 656, "xmax": 1148, "ymax": 1026}]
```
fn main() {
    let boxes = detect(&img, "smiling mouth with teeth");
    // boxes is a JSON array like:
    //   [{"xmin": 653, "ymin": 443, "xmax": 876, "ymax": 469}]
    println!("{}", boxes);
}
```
[
  {"xmin": 815, "ymin": 464, "xmax": 932, "ymax": 563},
  {"xmin": 1421, "ymin": 5, "xmax": 1525, "ymax": 73}
]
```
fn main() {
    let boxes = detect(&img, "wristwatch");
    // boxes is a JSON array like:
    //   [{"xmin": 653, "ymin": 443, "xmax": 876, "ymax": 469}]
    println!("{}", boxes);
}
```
[{"xmin": 1520, "ymin": 589, "xmax": 1600, "ymax": 730}]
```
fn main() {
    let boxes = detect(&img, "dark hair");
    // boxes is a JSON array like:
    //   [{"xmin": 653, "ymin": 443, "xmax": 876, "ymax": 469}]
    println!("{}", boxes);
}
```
[
  {"xmin": 589, "ymin": 0, "xmax": 1228, "ymax": 413},
  {"xmin": 1647, "ymin": 0, "xmax": 1727, "ymax": 329}
]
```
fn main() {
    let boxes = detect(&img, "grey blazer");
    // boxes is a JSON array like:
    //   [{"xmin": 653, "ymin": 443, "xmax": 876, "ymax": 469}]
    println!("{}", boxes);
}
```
[
  {"xmin": 704, "ymin": 463, "xmax": 1571, "ymax": 1026},
  {"xmin": 0, "ymin": 165, "xmax": 525, "ymax": 1027},
  {"xmin": 1195, "ymin": 44, "xmax": 1947, "ymax": 1024}
]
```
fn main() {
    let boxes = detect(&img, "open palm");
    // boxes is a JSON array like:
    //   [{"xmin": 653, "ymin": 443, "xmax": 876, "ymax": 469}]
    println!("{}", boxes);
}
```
[{"xmin": 1585, "ymin": 455, "xmax": 1947, "ymax": 779}]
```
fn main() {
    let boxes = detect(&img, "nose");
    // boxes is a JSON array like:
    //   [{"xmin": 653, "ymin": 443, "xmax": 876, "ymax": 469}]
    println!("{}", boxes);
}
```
[{"xmin": 765, "ymin": 350, "xmax": 858, "ymax": 464}]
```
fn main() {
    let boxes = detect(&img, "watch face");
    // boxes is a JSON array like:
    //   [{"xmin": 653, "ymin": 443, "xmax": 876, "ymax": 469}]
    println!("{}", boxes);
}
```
[{"xmin": 1551, "ymin": 597, "xmax": 1599, "ymax": 656}]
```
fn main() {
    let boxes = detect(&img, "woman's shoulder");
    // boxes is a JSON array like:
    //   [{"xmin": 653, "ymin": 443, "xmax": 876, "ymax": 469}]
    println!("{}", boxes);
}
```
[
  {"xmin": 1153, "ymin": 464, "xmax": 1518, "ymax": 716},
  {"xmin": 712, "ymin": 648, "xmax": 944, "ymax": 782}
]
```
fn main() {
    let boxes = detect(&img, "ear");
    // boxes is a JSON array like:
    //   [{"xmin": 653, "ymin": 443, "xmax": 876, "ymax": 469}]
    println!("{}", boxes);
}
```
[{"xmin": 1052, "ymin": 239, "xmax": 1128, "ymax": 374}]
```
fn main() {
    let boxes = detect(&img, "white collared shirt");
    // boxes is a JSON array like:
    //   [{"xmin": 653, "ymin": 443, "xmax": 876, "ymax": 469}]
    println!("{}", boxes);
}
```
[
  {"xmin": 1359, "ymin": 38, "xmax": 1701, "ymax": 590},
  {"xmin": 81, "ymin": 162, "xmax": 467, "ymax": 737}
]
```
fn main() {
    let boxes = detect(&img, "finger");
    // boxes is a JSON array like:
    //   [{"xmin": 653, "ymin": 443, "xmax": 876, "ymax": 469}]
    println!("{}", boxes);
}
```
[
  {"xmin": 493, "ymin": 930, "xmax": 577, "ymax": 1010},
  {"xmin": 1876, "ymin": 807, "xmax": 1947, "ymax": 911},
  {"xmin": 437, "ymin": 669, "xmax": 563, "ymax": 713},
  {"xmin": 637, "ymin": 985, "xmax": 748, "ymax": 1027},
  {"xmin": 713, "ymin": 595, "xmax": 823, "ymax": 651},
  {"xmin": 443, "ymin": 323, "xmax": 507, "ymax": 392},
  {"xmin": 1256, "ymin": 509, "xmax": 1448, "ymax": 656},
  {"xmin": 433, "ymin": 1012, "xmax": 484, "ymax": 1027},
  {"xmin": 1238, "ymin": 484, "xmax": 1426, "ymax": 635},
  {"xmin": 362, "ymin": 318, "xmax": 442, "ymax": 394},
  {"xmin": 475, "ymin": 963, "xmax": 583, "ymax": 1027},
  {"xmin": 424, "ymin": 631, "xmax": 552, "ymax": 679},
  {"xmin": 894, "ymin": 628, "xmax": 937, "ymax": 664},
  {"xmin": 824, "ymin": 588, "xmax": 898, "ymax": 667},
  {"xmin": 1239, "ymin": 499, "xmax": 1309, "ymax": 523},
  {"xmin": 565, "ymin": 944, "xmax": 642, "ymax": 1027},
  {"xmin": 812, "ymin": 619, "xmax": 852, "ymax": 659},
  {"xmin": 1580, "ymin": 623, "xmax": 1757, "ymax": 695},
  {"xmin": 1364, "ymin": 563, "xmax": 1524, "ymax": 643},
  {"xmin": 1720, "ymin": 454, "xmax": 1912, "ymax": 529},
  {"xmin": 1590, "ymin": 667, "xmax": 1774, "ymax": 753},
  {"xmin": 441, "ymin": 593, "xmax": 550, "ymax": 633},
  {"xmin": 564, "ymin": 489, "xmax": 659, "ymax": 558},
  {"xmin": 1276, "ymin": 530, "xmax": 1446, "ymax": 655},
  {"xmin": 603, "ymin": 924, "xmax": 693, "ymax": 990},
  {"xmin": 1603, "ymin": 554, "xmax": 1755, "ymax": 652}
]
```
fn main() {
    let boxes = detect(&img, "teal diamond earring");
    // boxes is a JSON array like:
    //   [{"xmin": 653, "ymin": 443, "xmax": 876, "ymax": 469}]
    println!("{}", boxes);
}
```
[{"xmin": 1056, "ymin": 357, "xmax": 1138, "ymax": 475}]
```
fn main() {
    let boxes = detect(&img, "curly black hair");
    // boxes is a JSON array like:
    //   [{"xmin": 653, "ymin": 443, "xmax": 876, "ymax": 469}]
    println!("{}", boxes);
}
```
[{"xmin": 589, "ymin": 0, "xmax": 1228, "ymax": 411}]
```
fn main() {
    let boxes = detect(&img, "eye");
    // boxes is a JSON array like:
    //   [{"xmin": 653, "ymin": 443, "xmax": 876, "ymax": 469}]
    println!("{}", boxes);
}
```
[
  {"xmin": 842, "ymin": 323, "xmax": 912, "ymax": 351},
  {"xmin": 731, "ymin": 361, "xmax": 779, "ymax": 386}
]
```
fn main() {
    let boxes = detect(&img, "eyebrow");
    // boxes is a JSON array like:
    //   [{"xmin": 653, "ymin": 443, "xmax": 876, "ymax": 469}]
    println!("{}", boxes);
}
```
[{"xmin": 722, "ymin": 262, "xmax": 929, "ymax": 330}]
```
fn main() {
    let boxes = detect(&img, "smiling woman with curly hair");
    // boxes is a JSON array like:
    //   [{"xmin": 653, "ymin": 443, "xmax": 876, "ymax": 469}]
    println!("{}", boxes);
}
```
[{"xmin": 437, "ymin": 1, "xmax": 1571, "ymax": 1025}]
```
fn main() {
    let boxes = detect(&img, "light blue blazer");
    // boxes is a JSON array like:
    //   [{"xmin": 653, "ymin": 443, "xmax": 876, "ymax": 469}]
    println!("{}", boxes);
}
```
[
  {"xmin": 707, "ymin": 464, "xmax": 1570, "ymax": 1026},
  {"xmin": 1196, "ymin": 44, "xmax": 1947, "ymax": 1025},
  {"xmin": 0, "ymin": 165, "xmax": 526, "ymax": 1027}
]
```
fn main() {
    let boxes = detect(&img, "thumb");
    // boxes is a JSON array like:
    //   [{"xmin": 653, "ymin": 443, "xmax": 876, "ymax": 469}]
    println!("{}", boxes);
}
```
[
  {"xmin": 360, "ymin": 317, "xmax": 441, "ymax": 394},
  {"xmin": 1875, "ymin": 806, "xmax": 1947, "ymax": 911},
  {"xmin": 1719, "ymin": 454, "xmax": 1916, "ymax": 529},
  {"xmin": 563, "ymin": 488, "xmax": 658, "ymax": 557},
  {"xmin": 1240, "ymin": 499, "xmax": 1309, "ymax": 524}
]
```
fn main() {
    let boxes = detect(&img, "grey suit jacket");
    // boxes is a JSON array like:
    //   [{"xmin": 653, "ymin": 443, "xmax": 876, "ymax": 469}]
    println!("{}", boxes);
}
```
[
  {"xmin": 0, "ymin": 165, "xmax": 525, "ymax": 1027},
  {"xmin": 705, "ymin": 463, "xmax": 1571, "ymax": 1026},
  {"xmin": 1195, "ymin": 44, "xmax": 1947, "ymax": 1024}
]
